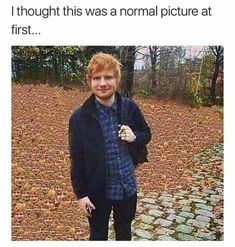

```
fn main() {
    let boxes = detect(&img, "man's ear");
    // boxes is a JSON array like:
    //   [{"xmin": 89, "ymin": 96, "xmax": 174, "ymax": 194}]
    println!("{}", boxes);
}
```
[{"xmin": 116, "ymin": 80, "xmax": 120, "ymax": 89}]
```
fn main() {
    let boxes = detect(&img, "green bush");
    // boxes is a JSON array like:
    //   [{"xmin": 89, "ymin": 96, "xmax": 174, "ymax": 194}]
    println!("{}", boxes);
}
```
[{"xmin": 137, "ymin": 89, "xmax": 150, "ymax": 98}]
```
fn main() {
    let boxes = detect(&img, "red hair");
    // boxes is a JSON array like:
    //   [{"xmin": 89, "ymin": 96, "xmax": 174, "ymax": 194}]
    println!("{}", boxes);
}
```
[{"xmin": 86, "ymin": 52, "xmax": 122, "ymax": 83}]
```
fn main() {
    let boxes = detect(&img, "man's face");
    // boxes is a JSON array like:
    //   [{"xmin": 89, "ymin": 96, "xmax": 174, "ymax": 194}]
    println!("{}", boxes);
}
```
[{"xmin": 89, "ymin": 69, "xmax": 119, "ymax": 100}]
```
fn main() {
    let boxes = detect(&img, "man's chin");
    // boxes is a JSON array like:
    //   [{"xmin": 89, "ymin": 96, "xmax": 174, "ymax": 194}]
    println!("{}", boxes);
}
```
[{"xmin": 96, "ymin": 92, "xmax": 114, "ymax": 100}]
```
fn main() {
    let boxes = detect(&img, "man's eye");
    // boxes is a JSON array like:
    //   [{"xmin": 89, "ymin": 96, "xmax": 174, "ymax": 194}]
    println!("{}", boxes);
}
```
[
  {"xmin": 93, "ymin": 77, "xmax": 101, "ymax": 80},
  {"xmin": 105, "ymin": 76, "xmax": 113, "ymax": 80}
]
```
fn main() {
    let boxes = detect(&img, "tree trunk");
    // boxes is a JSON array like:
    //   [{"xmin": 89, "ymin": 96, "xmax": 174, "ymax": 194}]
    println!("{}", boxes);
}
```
[
  {"xmin": 149, "ymin": 46, "xmax": 159, "ymax": 89},
  {"xmin": 210, "ymin": 62, "xmax": 219, "ymax": 104},
  {"xmin": 151, "ymin": 64, "xmax": 157, "ymax": 88},
  {"xmin": 121, "ymin": 46, "xmax": 136, "ymax": 98},
  {"xmin": 209, "ymin": 46, "xmax": 224, "ymax": 105}
]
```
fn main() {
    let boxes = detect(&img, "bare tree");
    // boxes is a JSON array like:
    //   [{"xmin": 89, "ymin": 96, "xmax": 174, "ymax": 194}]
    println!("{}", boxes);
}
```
[
  {"xmin": 119, "ymin": 46, "xmax": 136, "ymax": 98},
  {"xmin": 149, "ymin": 46, "xmax": 161, "ymax": 88},
  {"xmin": 209, "ymin": 46, "xmax": 224, "ymax": 104}
]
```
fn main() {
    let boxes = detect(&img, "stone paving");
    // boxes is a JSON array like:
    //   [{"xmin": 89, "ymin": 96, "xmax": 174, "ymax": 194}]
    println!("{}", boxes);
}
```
[{"xmin": 108, "ymin": 143, "xmax": 223, "ymax": 241}]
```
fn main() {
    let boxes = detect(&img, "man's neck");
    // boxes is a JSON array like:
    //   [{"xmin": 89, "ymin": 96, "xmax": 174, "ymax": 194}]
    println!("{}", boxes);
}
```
[{"xmin": 95, "ymin": 94, "xmax": 115, "ymax": 107}]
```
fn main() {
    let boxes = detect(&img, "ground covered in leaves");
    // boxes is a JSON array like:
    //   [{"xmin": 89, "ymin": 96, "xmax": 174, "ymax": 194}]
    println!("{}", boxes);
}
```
[{"xmin": 12, "ymin": 84, "xmax": 223, "ymax": 240}]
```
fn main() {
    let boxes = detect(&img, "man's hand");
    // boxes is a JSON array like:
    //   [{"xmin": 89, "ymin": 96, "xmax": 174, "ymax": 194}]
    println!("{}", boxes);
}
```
[
  {"xmin": 118, "ymin": 125, "xmax": 136, "ymax": 143},
  {"xmin": 78, "ymin": 196, "xmax": 96, "ymax": 217}
]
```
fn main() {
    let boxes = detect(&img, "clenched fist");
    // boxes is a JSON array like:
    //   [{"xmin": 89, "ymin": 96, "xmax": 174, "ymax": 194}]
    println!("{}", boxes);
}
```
[{"xmin": 118, "ymin": 125, "xmax": 136, "ymax": 143}]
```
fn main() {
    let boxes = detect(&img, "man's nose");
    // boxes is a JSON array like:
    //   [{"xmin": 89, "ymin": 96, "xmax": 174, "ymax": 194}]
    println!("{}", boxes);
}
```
[{"xmin": 99, "ymin": 77, "xmax": 107, "ymax": 85}]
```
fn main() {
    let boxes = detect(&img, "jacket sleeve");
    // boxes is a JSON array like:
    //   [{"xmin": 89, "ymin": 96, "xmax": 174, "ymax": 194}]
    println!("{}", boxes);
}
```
[
  {"xmin": 68, "ymin": 110, "xmax": 88, "ymax": 199},
  {"xmin": 130, "ymin": 101, "xmax": 151, "ymax": 148}
]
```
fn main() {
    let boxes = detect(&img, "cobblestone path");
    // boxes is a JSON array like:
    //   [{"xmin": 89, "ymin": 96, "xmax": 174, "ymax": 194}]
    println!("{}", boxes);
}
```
[{"xmin": 108, "ymin": 144, "xmax": 223, "ymax": 241}]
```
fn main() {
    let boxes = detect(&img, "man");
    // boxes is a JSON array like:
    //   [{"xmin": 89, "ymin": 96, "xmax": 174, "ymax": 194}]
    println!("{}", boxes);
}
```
[{"xmin": 69, "ymin": 52, "xmax": 151, "ymax": 240}]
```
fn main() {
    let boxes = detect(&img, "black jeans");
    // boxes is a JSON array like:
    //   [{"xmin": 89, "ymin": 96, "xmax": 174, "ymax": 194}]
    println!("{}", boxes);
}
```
[{"xmin": 88, "ymin": 193, "xmax": 137, "ymax": 241}]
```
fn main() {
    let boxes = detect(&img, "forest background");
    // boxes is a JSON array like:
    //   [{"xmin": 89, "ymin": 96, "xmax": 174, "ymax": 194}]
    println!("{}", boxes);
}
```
[{"xmin": 11, "ymin": 46, "xmax": 224, "ymax": 107}]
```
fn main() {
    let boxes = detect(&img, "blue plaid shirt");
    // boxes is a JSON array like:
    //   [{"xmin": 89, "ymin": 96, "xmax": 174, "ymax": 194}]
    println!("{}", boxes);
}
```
[{"xmin": 95, "ymin": 98, "xmax": 137, "ymax": 200}]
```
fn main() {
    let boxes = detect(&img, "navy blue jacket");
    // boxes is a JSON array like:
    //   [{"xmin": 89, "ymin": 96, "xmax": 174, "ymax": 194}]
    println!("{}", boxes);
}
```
[{"xmin": 68, "ymin": 92, "xmax": 151, "ymax": 201}]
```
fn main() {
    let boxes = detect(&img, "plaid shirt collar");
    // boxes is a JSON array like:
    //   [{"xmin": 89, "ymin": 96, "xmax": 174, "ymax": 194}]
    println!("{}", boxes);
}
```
[{"xmin": 95, "ymin": 97, "xmax": 117, "ymax": 115}]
